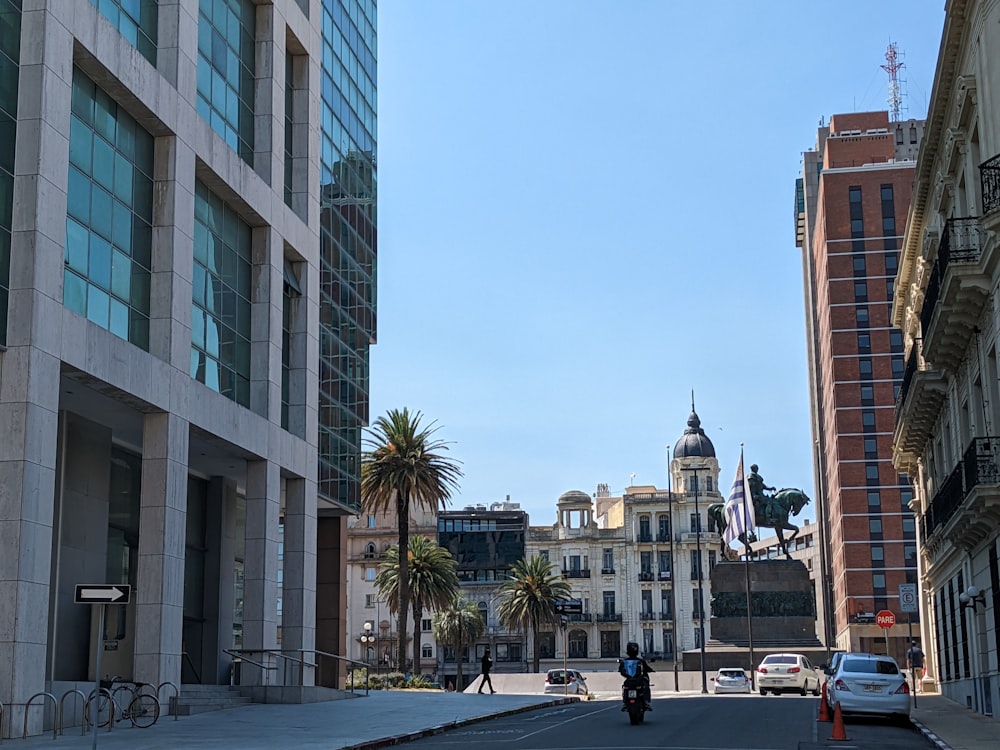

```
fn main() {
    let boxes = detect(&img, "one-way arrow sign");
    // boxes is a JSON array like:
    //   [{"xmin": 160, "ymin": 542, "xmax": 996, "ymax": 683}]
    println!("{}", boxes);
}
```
[{"xmin": 75, "ymin": 584, "xmax": 131, "ymax": 604}]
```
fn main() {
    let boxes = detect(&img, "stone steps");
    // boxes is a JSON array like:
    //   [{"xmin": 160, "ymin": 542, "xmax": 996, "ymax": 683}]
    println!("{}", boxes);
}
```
[{"xmin": 174, "ymin": 685, "xmax": 254, "ymax": 716}]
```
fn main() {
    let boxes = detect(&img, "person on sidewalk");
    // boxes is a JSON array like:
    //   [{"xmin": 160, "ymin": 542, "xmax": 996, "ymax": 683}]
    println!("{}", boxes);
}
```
[
  {"xmin": 477, "ymin": 647, "xmax": 496, "ymax": 694},
  {"xmin": 906, "ymin": 640, "xmax": 925, "ymax": 692}
]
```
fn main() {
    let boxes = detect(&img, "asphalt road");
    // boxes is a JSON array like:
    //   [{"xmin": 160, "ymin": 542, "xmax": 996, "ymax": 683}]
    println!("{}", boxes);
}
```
[{"xmin": 405, "ymin": 694, "xmax": 932, "ymax": 750}]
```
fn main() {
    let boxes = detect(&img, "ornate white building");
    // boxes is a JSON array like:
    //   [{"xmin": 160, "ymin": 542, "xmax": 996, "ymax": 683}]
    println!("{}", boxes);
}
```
[{"xmin": 526, "ymin": 406, "xmax": 725, "ymax": 669}]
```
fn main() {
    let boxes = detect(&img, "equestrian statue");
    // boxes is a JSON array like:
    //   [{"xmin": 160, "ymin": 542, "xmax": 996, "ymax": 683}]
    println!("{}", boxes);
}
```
[{"xmin": 707, "ymin": 464, "xmax": 810, "ymax": 559}]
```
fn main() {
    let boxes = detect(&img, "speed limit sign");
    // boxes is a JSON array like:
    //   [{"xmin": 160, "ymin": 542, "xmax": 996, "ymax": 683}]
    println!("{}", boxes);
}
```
[{"xmin": 899, "ymin": 583, "xmax": 918, "ymax": 613}]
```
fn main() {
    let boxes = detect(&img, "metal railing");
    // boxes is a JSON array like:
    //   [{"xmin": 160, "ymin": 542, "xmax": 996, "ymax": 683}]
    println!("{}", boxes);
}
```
[
  {"xmin": 562, "ymin": 569, "xmax": 590, "ymax": 578},
  {"xmin": 22, "ymin": 692, "xmax": 57, "ymax": 741},
  {"xmin": 919, "ymin": 262, "xmax": 941, "ymax": 337},
  {"xmin": 226, "ymin": 647, "xmax": 371, "ymax": 695},
  {"xmin": 597, "ymin": 613, "xmax": 622, "ymax": 622},
  {"xmin": 981, "ymin": 153, "xmax": 1000, "ymax": 215},
  {"xmin": 58, "ymin": 689, "xmax": 86, "ymax": 736},
  {"xmin": 920, "ymin": 218, "xmax": 985, "ymax": 337},
  {"xmin": 922, "ymin": 436, "xmax": 1000, "ymax": 539},
  {"xmin": 638, "ymin": 571, "xmax": 654, "ymax": 582},
  {"xmin": 157, "ymin": 681, "xmax": 179, "ymax": 721}
]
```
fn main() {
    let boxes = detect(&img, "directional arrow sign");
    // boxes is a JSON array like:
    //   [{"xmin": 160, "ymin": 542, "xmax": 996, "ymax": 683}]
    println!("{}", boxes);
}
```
[{"xmin": 75, "ymin": 584, "xmax": 131, "ymax": 604}]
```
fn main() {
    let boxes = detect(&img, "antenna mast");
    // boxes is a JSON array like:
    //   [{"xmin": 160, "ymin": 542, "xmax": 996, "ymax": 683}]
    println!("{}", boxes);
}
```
[{"xmin": 880, "ymin": 41, "xmax": 906, "ymax": 122}]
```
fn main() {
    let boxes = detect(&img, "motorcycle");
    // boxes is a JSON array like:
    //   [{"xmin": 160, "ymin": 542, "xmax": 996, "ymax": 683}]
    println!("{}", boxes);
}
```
[{"xmin": 621, "ymin": 674, "xmax": 647, "ymax": 725}]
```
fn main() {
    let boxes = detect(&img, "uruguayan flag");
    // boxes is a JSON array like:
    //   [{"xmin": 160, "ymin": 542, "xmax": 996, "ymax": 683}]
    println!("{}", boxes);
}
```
[{"xmin": 724, "ymin": 454, "xmax": 755, "ymax": 546}]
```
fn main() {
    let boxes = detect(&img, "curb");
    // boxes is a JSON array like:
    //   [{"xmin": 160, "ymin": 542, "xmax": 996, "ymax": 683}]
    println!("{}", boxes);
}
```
[
  {"xmin": 910, "ymin": 717, "xmax": 954, "ymax": 750},
  {"xmin": 342, "ymin": 697, "xmax": 580, "ymax": 749}
]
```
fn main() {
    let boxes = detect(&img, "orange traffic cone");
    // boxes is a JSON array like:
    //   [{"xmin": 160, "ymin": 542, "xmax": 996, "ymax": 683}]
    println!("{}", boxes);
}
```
[
  {"xmin": 818, "ymin": 682, "xmax": 831, "ymax": 722},
  {"xmin": 830, "ymin": 701, "xmax": 849, "ymax": 741}
]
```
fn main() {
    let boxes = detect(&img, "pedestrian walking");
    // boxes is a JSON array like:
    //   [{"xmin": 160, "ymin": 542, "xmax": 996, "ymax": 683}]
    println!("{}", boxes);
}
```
[
  {"xmin": 906, "ymin": 640, "xmax": 925, "ymax": 692},
  {"xmin": 477, "ymin": 647, "xmax": 496, "ymax": 694}
]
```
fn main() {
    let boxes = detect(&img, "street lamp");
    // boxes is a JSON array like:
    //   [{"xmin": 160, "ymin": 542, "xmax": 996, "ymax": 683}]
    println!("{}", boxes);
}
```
[
  {"xmin": 361, "ymin": 622, "xmax": 376, "ymax": 669},
  {"xmin": 685, "ymin": 467, "xmax": 708, "ymax": 695},
  {"xmin": 666, "ymin": 445, "xmax": 679, "ymax": 693},
  {"xmin": 959, "ymin": 585, "xmax": 986, "ymax": 610}
]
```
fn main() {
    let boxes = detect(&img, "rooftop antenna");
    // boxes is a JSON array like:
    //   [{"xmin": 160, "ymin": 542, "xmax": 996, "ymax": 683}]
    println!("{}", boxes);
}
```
[{"xmin": 881, "ymin": 40, "xmax": 906, "ymax": 123}]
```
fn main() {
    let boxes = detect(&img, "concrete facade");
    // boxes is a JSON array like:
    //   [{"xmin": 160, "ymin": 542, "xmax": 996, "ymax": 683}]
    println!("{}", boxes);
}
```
[
  {"xmin": 892, "ymin": 0, "xmax": 1000, "ymax": 718},
  {"xmin": 0, "ymin": 1, "xmax": 373, "ymax": 736}
]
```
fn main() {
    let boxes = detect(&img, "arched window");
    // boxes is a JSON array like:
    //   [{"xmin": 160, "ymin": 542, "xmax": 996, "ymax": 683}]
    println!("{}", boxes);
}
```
[
  {"xmin": 478, "ymin": 601, "xmax": 488, "ymax": 625},
  {"xmin": 568, "ymin": 629, "xmax": 587, "ymax": 658},
  {"xmin": 422, "ymin": 644, "xmax": 432, "ymax": 658},
  {"xmin": 364, "ymin": 542, "xmax": 376, "ymax": 558}
]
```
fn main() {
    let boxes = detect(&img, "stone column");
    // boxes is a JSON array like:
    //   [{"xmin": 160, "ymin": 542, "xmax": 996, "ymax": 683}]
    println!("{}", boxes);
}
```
[
  {"xmin": 0, "ymin": 3, "xmax": 71, "ymax": 735},
  {"xmin": 280, "ymin": 477, "xmax": 317, "ymax": 685},
  {"xmin": 243, "ymin": 459, "xmax": 281, "ymax": 678},
  {"xmin": 134, "ymin": 412, "xmax": 189, "ymax": 688},
  {"xmin": 316, "ymin": 516, "xmax": 346, "ymax": 687}
]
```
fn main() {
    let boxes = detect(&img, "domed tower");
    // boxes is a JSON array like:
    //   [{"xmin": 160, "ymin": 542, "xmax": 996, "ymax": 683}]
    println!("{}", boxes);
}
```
[{"xmin": 670, "ymin": 397, "xmax": 721, "ymax": 494}]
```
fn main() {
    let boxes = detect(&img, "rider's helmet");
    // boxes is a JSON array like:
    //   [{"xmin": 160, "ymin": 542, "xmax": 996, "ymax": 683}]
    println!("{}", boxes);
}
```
[{"xmin": 626, "ymin": 642, "xmax": 640, "ymax": 658}]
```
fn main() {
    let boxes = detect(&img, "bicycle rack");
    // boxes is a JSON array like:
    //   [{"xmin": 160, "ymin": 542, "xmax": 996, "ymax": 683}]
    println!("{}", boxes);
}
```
[
  {"xmin": 157, "ymin": 681, "xmax": 179, "ymax": 721},
  {"xmin": 22, "ymin": 692, "xmax": 57, "ymax": 741},
  {"xmin": 84, "ymin": 688, "xmax": 116, "ymax": 734},
  {"xmin": 58, "ymin": 689, "xmax": 87, "ymax": 736}
]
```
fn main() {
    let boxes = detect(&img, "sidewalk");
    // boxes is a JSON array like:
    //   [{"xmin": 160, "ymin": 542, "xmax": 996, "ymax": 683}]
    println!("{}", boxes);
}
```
[
  {"xmin": 5, "ymin": 691, "xmax": 577, "ymax": 750},
  {"xmin": 910, "ymin": 693, "xmax": 1000, "ymax": 750}
]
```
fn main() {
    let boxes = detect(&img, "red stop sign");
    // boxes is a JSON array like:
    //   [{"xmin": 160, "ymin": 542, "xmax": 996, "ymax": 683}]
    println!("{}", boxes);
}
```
[{"xmin": 876, "ymin": 610, "xmax": 896, "ymax": 629}]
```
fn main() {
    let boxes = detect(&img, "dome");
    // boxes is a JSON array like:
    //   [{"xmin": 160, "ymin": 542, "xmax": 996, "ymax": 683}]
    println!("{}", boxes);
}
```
[
  {"xmin": 673, "ymin": 406, "xmax": 716, "ymax": 458},
  {"xmin": 557, "ymin": 490, "xmax": 592, "ymax": 506}
]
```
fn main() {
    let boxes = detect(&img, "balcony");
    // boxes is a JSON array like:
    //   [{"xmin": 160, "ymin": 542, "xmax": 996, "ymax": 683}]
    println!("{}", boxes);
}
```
[
  {"xmin": 638, "ymin": 571, "xmax": 654, "ymax": 582},
  {"xmin": 566, "ymin": 613, "xmax": 593, "ymax": 623},
  {"xmin": 922, "ymin": 436, "xmax": 1000, "ymax": 552},
  {"xmin": 981, "ymin": 152, "xmax": 1000, "ymax": 215},
  {"xmin": 659, "ymin": 612, "xmax": 673, "ymax": 622},
  {"xmin": 893, "ymin": 341, "xmax": 947, "ymax": 467},
  {"xmin": 640, "ymin": 612, "xmax": 656, "ymax": 621},
  {"xmin": 920, "ymin": 217, "xmax": 990, "ymax": 372},
  {"xmin": 600, "ymin": 567, "xmax": 615, "ymax": 575},
  {"xmin": 637, "ymin": 533, "xmax": 653, "ymax": 543},
  {"xmin": 563, "ymin": 568, "xmax": 591, "ymax": 579},
  {"xmin": 656, "ymin": 534, "xmax": 671, "ymax": 543},
  {"xmin": 597, "ymin": 613, "xmax": 622, "ymax": 623}
]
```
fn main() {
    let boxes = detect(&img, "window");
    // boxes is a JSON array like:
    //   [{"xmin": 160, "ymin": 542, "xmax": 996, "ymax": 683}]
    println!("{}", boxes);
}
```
[
  {"xmin": 904, "ymin": 544, "xmax": 917, "ymax": 563},
  {"xmin": 885, "ymin": 253, "xmax": 899, "ymax": 275},
  {"xmin": 422, "ymin": 644, "xmax": 432, "ymax": 658},
  {"xmin": 690, "ymin": 551, "xmax": 703, "ymax": 580},
  {"xmin": 657, "ymin": 515, "xmax": 671, "ymax": 540},
  {"xmin": 276, "ymin": 597, "xmax": 282, "ymax": 615},
  {"xmin": 640, "ymin": 551, "xmax": 652, "ymax": 574},
  {"xmin": 539, "ymin": 550, "xmax": 549, "ymax": 561},
  {"xmin": 889, "ymin": 330, "xmax": 903, "ymax": 351},
  {"xmin": 90, "ymin": 0, "xmax": 157, "ymax": 64},
  {"xmin": 866, "ymin": 464, "xmax": 880, "ymax": 482},
  {"xmin": 857, "ymin": 333, "xmax": 871, "ymax": 353},
  {"xmin": 706, "ymin": 477, "xmax": 713, "ymax": 492},
  {"xmin": 864, "ymin": 437, "xmax": 878, "ymax": 457},
  {"xmin": 277, "ymin": 542, "xmax": 284, "ymax": 560},
  {"xmin": 910, "ymin": 125, "xmax": 917, "ymax": 144},
  {"xmin": 902, "ymin": 517, "xmax": 916, "ymax": 536},
  {"xmin": 867, "ymin": 490, "xmax": 880, "ymax": 509},
  {"xmin": 886, "ymin": 278, "xmax": 895, "ymax": 297},
  {"xmin": 602, "ymin": 591, "xmax": 616, "ymax": 616},
  {"xmin": 859, "ymin": 359, "xmax": 873, "ymax": 378},
  {"xmin": 365, "ymin": 594, "xmax": 376, "ymax": 607},
  {"xmin": 197, "ymin": 0, "xmax": 256, "ymax": 164},
  {"xmin": 64, "ymin": 69, "xmax": 154, "ymax": 350},
  {"xmin": 640, "ymin": 590, "xmax": 653, "ymax": 615},
  {"xmin": 856, "ymin": 306, "xmax": 870, "ymax": 327},
  {"xmin": 854, "ymin": 281, "xmax": 868, "ymax": 301},
  {"xmin": 869, "ymin": 519, "xmax": 883, "ymax": 538},
  {"xmin": 662, "ymin": 630, "xmax": 674, "ymax": 657},
  {"xmin": 861, "ymin": 385, "xmax": 874, "ymax": 405},
  {"xmin": 901, "ymin": 488, "xmax": 914, "ymax": 506},
  {"xmin": 853, "ymin": 256, "xmax": 866, "ymax": 274},
  {"xmin": 638, "ymin": 515, "xmax": 651, "ymax": 541},
  {"xmin": 569, "ymin": 629, "xmax": 588, "ymax": 658},
  {"xmin": 0, "ymin": 0, "xmax": 18, "ymax": 348},
  {"xmin": 538, "ymin": 632, "xmax": 555, "ymax": 659},
  {"xmin": 602, "ymin": 548, "xmax": 614, "ymax": 572},
  {"xmin": 694, "ymin": 628, "xmax": 703, "ymax": 648},
  {"xmin": 422, "ymin": 618, "xmax": 432, "ymax": 632},
  {"xmin": 191, "ymin": 181, "xmax": 252, "ymax": 406},
  {"xmin": 660, "ymin": 590, "xmax": 673, "ymax": 618},
  {"xmin": 689, "ymin": 513, "xmax": 702, "ymax": 532},
  {"xmin": 658, "ymin": 550, "xmax": 672, "ymax": 575},
  {"xmin": 891, "ymin": 356, "xmax": 904, "ymax": 377},
  {"xmin": 896, "ymin": 127, "xmax": 903, "ymax": 145},
  {"xmin": 862, "ymin": 411, "xmax": 876, "ymax": 429},
  {"xmin": 873, "ymin": 573, "xmax": 887, "ymax": 591},
  {"xmin": 882, "ymin": 217, "xmax": 896, "ymax": 235},
  {"xmin": 871, "ymin": 545, "xmax": 884, "ymax": 563},
  {"xmin": 364, "ymin": 567, "xmax": 375, "ymax": 581},
  {"xmin": 600, "ymin": 630, "xmax": 621, "ymax": 658},
  {"xmin": 367, "ymin": 515, "xmax": 376, "ymax": 528}
]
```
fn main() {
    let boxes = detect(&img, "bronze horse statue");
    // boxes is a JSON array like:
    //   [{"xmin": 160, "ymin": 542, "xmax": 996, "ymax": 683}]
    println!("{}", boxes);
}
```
[{"xmin": 707, "ymin": 488, "xmax": 811, "ymax": 559}]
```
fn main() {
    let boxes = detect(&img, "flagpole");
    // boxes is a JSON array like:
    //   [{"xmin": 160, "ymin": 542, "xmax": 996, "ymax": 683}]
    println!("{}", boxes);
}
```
[{"xmin": 740, "ymin": 444, "xmax": 756, "ymax": 689}]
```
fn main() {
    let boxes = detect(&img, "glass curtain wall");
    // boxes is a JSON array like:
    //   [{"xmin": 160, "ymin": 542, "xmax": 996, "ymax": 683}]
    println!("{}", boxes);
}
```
[{"xmin": 0, "ymin": 0, "xmax": 19, "ymax": 347}]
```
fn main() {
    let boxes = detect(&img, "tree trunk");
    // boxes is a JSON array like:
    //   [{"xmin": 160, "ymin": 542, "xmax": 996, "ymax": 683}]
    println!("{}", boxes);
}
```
[
  {"xmin": 456, "ymin": 638, "xmax": 464, "ymax": 688},
  {"xmin": 532, "ymin": 624, "xmax": 540, "ymax": 673},
  {"xmin": 396, "ymin": 493, "xmax": 410, "ymax": 670},
  {"xmin": 412, "ymin": 600, "xmax": 422, "ymax": 676}
]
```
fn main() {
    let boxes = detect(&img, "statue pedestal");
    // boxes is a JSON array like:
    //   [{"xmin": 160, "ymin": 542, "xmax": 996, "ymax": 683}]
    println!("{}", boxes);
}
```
[{"xmin": 682, "ymin": 559, "xmax": 828, "ymax": 673}]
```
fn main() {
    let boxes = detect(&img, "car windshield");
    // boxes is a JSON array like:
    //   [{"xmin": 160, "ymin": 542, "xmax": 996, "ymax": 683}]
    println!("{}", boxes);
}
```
[
  {"xmin": 763, "ymin": 656, "xmax": 797, "ymax": 665},
  {"xmin": 842, "ymin": 658, "xmax": 899, "ymax": 675},
  {"xmin": 719, "ymin": 671, "xmax": 745, "ymax": 678},
  {"xmin": 547, "ymin": 671, "xmax": 570, "ymax": 684}
]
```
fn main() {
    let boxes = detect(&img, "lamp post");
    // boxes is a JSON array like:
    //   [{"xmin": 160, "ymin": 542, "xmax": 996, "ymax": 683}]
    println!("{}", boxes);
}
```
[
  {"xmin": 361, "ymin": 622, "xmax": 376, "ymax": 685},
  {"xmin": 667, "ymin": 445, "xmax": 679, "ymax": 692},
  {"xmin": 685, "ymin": 466, "xmax": 708, "ymax": 694},
  {"xmin": 959, "ymin": 584, "xmax": 987, "ymax": 712}
]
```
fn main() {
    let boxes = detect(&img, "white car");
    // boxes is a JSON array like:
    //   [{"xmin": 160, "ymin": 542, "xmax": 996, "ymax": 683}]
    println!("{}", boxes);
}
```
[
  {"xmin": 756, "ymin": 653, "xmax": 821, "ymax": 696},
  {"xmin": 826, "ymin": 653, "xmax": 910, "ymax": 720},
  {"xmin": 713, "ymin": 667, "xmax": 751, "ymax": 694},
  {"xmin": 543, "ymin": 668, "xmax": 588, "ymax": 695}
]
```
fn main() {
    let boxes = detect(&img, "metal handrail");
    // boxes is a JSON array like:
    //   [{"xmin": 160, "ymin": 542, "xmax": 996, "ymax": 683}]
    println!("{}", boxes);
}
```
[
  {"xmin": 157, "ymin": 681, "xmax": 179, "ymax": 721},
  {"xmin": 22, "ymin": 692, "xmax": 57, "ymax": 740},
  {"xmin": 58, "ymin": 689, "xmax": 86, "ymax": 736},
  {"xmin": 311, "ymin": 648, "xmax": 369, "ymax": 693},
  {"xmin": 223, "ymin": 648, "xmax": 276, "ymax": 687}
]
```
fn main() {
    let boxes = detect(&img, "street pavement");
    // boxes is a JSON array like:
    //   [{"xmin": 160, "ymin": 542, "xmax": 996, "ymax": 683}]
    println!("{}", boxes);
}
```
[{"xmin": 4, "ymin": 687, "xmax": 998, "ymax": 749}]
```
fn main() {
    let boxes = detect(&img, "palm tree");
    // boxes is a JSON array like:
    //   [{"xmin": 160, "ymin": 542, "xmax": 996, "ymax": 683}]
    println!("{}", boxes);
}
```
[
  {"xmin": 497, "ymin": 555, "xmax": 571, "ymax": 673},
  {"xmin": 375, "ymin": 536, "xmax": 459, "ymax": 675},
  {"xmin": 362, "ymin": 408, "xmax": 462, "ymax": 668},
  {"xmin": 432, "ymin": 594, "xmax": 485, "ymax": 689}
]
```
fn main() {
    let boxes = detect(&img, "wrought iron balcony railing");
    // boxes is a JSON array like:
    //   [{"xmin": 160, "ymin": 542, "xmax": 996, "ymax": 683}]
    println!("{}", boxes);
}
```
[
  {"xmin": 640, "ymin": 612, "xmax": 657, "ymax": 621},
  {"xmin": 600, "ymin": 567, "xmax": 615, "ymax": 575},
  {"xmin": 637, "ymin": 533, "xmax": 653, "ymax": 543},
  {"xmin": 922, "ymin": 436, "xmax": 1000, "ymax": 539},
  {"xmin": 597, "ymin": 613, "xmax": 622, "ymax": 622},
  {"xmin": 658, "ymin": 571, "xmax": 672, "ymax": 581},
  {"xmin": 566, "ymin": 613, "xmax": 593, "ymax": 623},
  {"xmin": 937, "ymin": 217, "xmax": 984, "ymax": 267},
  {"xmin": 919, "ymin": 263, "xmax": 940, "ymax": 337},
  {"xmin": 981, "ymin": 153, "xmax": 1000, "ymax": 215},
  {"xmin": 563, "ymin": 569, "xmax": 591, "ymax": 579},
  {"xmin": 656, "ymin": 533, "xmax": 671, "ymax": 542},
  {"xmin": 896, "ymin": 345, "xmax": 919, "ymax": 415},
  {"xmin": 638, "ymin": 571, "xmax": 654, "ymax": 582}
]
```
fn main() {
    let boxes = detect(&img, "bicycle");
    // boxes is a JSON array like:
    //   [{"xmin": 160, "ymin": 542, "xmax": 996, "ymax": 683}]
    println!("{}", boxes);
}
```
[{"xmin": 85, "ymin": 676, "xmax": 160, "ymax": 729}]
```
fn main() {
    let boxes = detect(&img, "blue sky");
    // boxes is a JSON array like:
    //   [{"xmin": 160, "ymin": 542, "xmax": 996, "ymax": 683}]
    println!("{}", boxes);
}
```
[{"xmin": 371, "ymin": 1, "xmax": 945, "ymax": 526}]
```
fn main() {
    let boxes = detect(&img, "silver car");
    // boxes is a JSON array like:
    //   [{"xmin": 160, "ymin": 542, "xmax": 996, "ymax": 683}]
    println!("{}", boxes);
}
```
[
  {"xmin": 826, "ymin": 654, "xmax": 910, "ymax": 720},
  {"xmin": 713, "ymin": 667, "xmax": 751, "ymax": 694},
  {"xmin": 543, "ymin": 668, "xmax": 588, "ymax": 695}
]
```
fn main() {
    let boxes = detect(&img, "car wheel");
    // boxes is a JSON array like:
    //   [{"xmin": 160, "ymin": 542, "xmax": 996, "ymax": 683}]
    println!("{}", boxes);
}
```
[
  {"xmin": 759, "ymin": 688, "xmax": 767, "ymax": 696},
  {"xmin": 811, "ymin": 681, "xmax": 820, "ymax": 697},
  {"xmin": 800, "ymin": 684, "xmax": 807, "ymax": 696}
]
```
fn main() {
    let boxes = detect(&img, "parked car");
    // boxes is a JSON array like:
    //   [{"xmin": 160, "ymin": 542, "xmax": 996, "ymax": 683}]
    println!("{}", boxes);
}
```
[
  {"xmin": 544, "ymin": 668, "xmax": 588, "ymax": 695},
  {"xmin": 713, "ymin": 667, "xmax": 751, "ymax": 694},
  {"xmin": 756, "ymin": 653, "xmax": 821, "ymax": 696},
  {"xmin": 822, "ymin": 652, "xmax": 865, "ymax": 708},
  {"xmin": 826, "ymin": 653, "xmax": 910, "ymax": 721}
]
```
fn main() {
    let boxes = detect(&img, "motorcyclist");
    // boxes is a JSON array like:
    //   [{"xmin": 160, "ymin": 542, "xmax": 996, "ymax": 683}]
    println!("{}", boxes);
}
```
[{"xmin": 618, "ymin": 641, "xmax": 654, "ymax": 710}]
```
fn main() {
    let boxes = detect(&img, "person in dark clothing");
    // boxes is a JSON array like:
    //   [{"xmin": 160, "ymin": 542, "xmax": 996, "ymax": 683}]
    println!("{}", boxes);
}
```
[
  {"xmin": 477, "ymin": 647, "xmax": 496, "ymax": 694},
  {"xmin": 619, "ymin": 641, "xmax": 654, "ymax": 710},
  {"xmin": 906, "ymin": 640, "xmax": 925, "ymax": 692}
]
